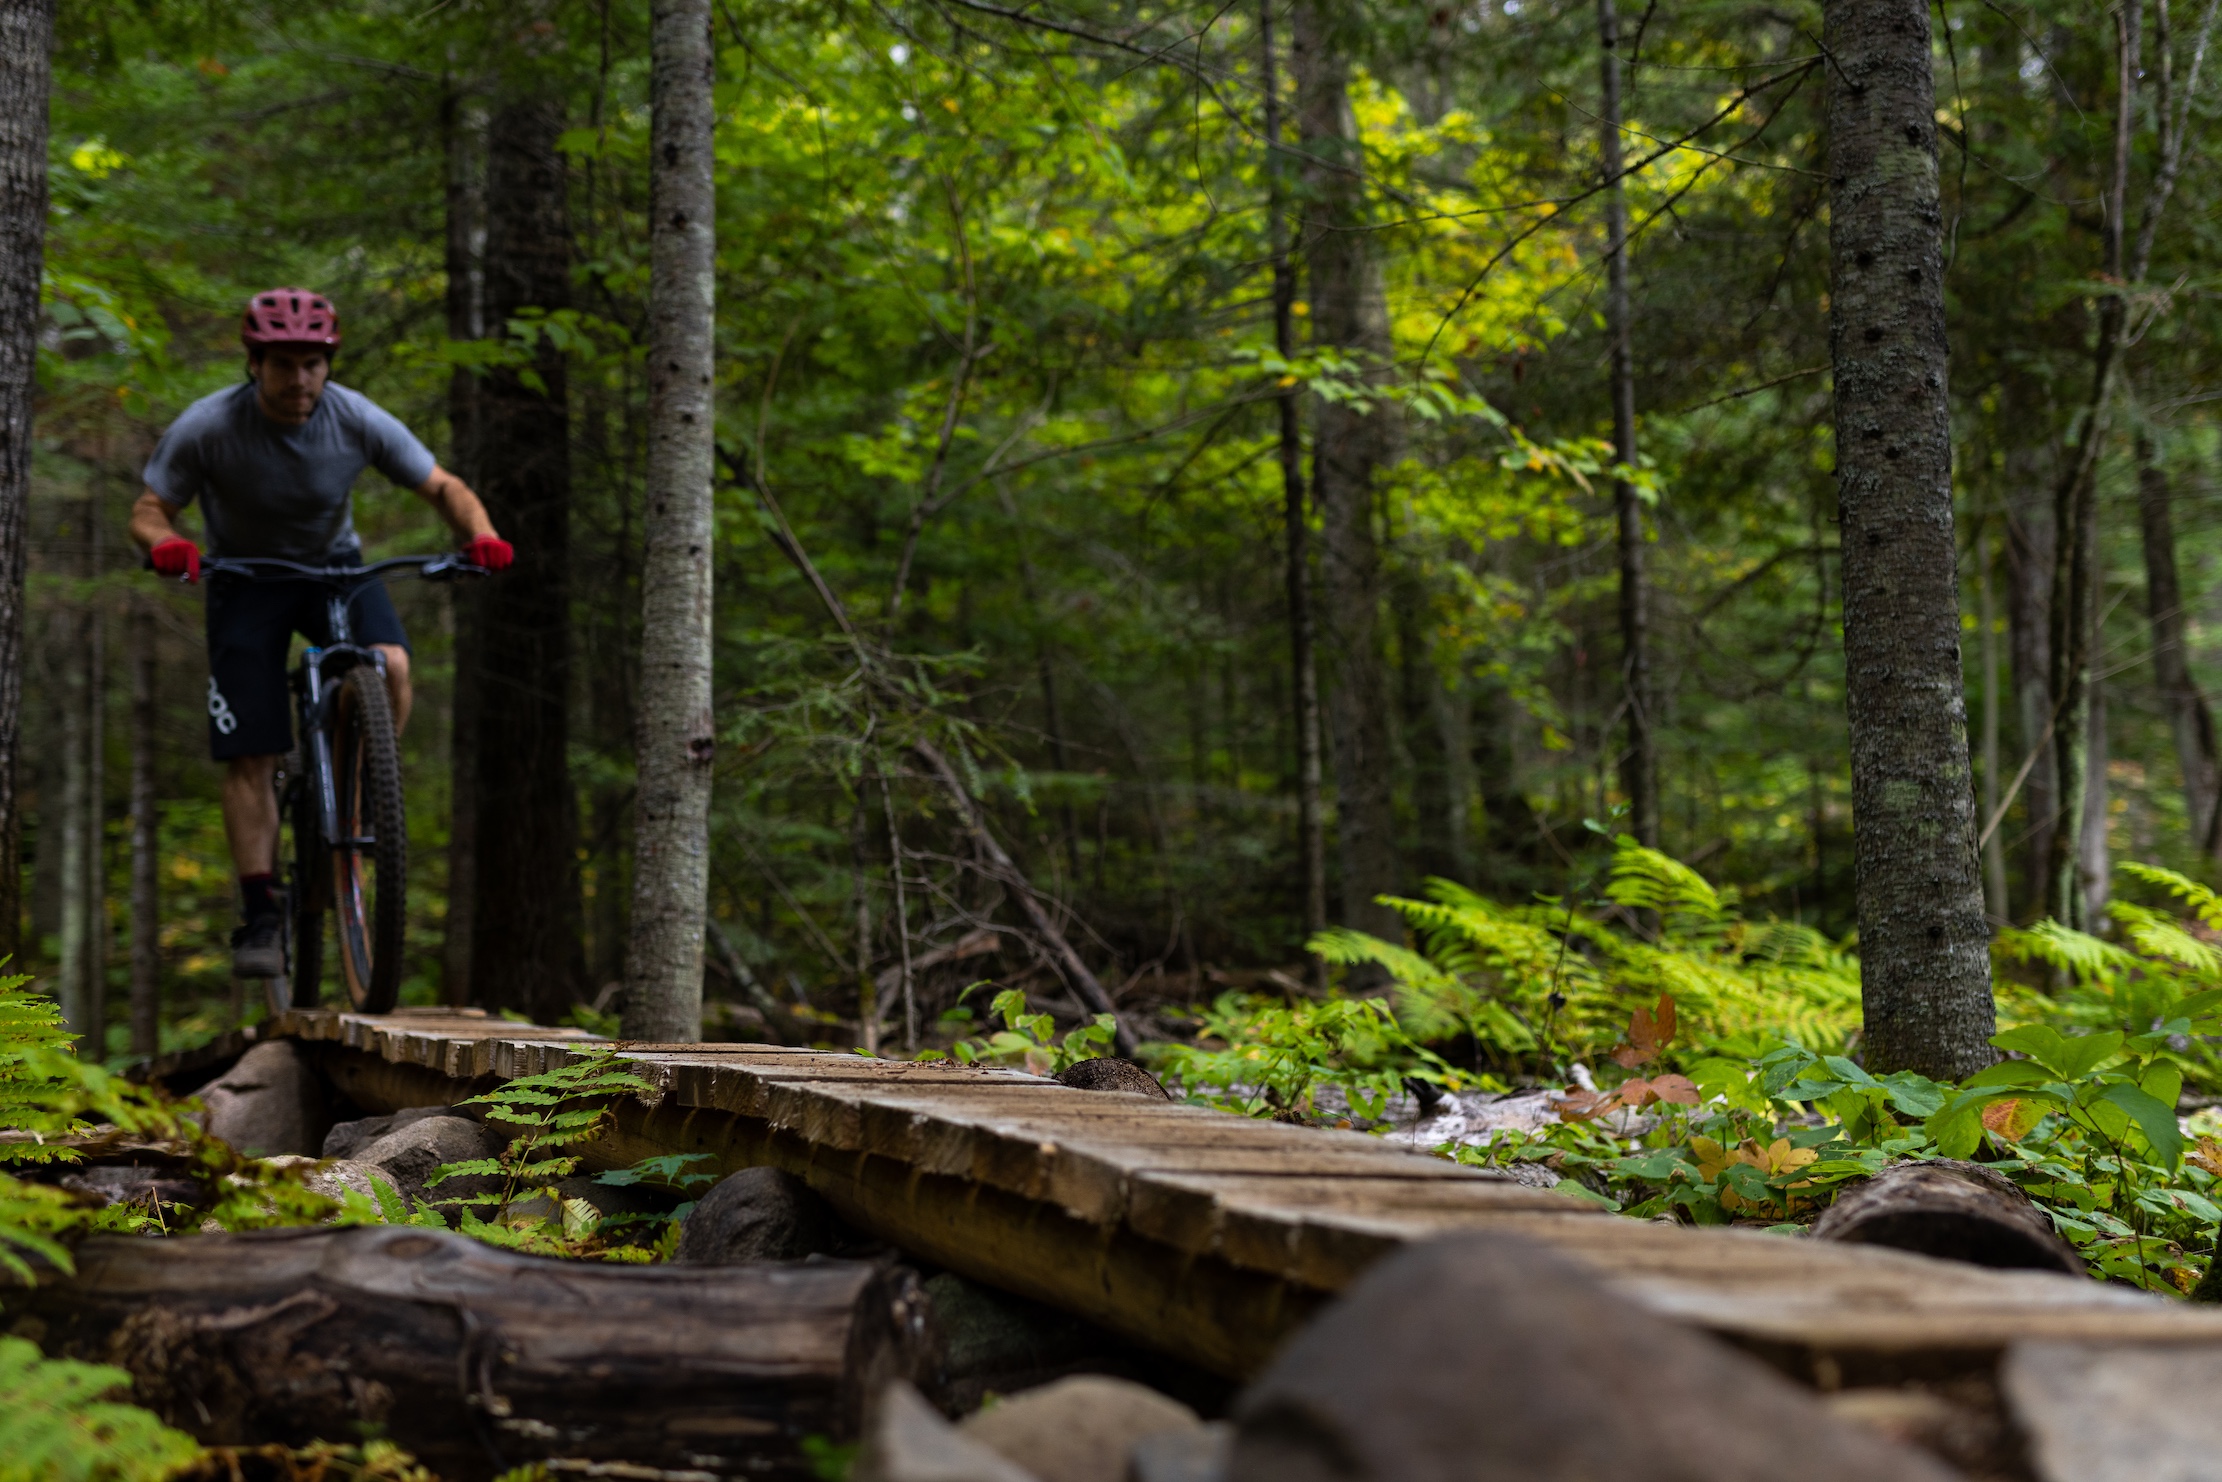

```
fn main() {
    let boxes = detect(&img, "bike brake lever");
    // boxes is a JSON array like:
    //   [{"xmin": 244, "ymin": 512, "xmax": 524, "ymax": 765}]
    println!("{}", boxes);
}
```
[{"xmin": 422, "ymin": 556, "xmax": 491, "ymax": 583}]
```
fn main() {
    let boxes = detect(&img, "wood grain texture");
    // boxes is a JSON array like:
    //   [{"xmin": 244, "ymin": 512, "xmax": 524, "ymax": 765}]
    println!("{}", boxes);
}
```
[
  {"xmin": 13, "ymin": 1224, "xmax": 918, "ymax": 1482},
  {"xmin": 263, "ymin": 1010, "xmax": 2222, "ymax": 1383}
]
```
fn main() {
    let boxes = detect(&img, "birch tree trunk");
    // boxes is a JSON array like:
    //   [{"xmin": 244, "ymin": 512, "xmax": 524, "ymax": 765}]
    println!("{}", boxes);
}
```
[
  {"xmin": 1598, "ymin": 0, "xmax": 1657, "ymax": 849},
  {"xmin": 472, "ymin": 96, "xmax": 586, "ymax": 1022},
  {"xmin": 127, "ymin": 599, "xmax": 158, "ymax": 1058},
  {"xmin": 1292, "ymin": 0, "xmax": 1401, "ymax": 949},
  {"xmin": 1262, "ymin": 0, "xmax": 1327, "ymax": 971},
  {"xmin": 1824, "ymin": 0, "xmax": 1994, "ymax": 1077},
  {"xmin": 441, "ymin": 85, "xmax": 486, "ymax": 1008},
  {"xmin": 0, "ymin": 0, "xmax": 52, "ymax": 967},
  {"xmin": 2079, "ymin": 683, "xmax": 2110, "ymax": 926},
  {"xmin": 622, "ymin": 0, "xmax": 717, "ymax": 1043},
  {"xmin": 2135, "ymin": 431, "xmax": 2221, "ymax": 853}
]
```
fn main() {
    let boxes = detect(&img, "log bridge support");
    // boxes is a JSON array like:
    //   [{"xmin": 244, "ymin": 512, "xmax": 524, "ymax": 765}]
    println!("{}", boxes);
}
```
[{"xmin": 53, "ymin": 1007, "xmax": 2222, "ymax": 1479}]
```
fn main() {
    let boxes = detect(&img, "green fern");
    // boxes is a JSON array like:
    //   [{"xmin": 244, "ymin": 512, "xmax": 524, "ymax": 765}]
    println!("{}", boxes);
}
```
[
  {"xmin": 2119, "ymin": 862, "xmax": 2222, "ymax": 932},
  {"xmin": 0, "ymin": 1337, "xmax": 201, "ymax": 1482}
]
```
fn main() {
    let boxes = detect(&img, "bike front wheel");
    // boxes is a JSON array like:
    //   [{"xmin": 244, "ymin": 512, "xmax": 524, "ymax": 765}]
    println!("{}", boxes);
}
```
[{"xmin": 330, "ymin": 665, "xmax": 408, "ymax": 1012}]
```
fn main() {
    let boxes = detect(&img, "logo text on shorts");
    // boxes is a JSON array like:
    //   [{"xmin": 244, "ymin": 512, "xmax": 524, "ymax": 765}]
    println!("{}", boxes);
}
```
[{"xmin": 207, "ymin": 677, "xmax": 238, "ymax": 736}]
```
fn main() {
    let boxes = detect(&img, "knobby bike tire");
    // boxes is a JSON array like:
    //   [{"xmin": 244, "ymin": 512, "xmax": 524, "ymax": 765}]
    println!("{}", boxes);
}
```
[
  {"xmin": 280, "ymin": 763, "xmax": 326, "ymax": 1014},
  {"xmin": 331, "ymin": 666, "xmax": 408, "ymax": 1013}
]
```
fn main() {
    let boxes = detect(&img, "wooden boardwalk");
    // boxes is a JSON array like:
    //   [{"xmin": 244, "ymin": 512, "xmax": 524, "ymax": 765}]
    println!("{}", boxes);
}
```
[{"xmin": 263, "ymin": 1006, "xmax": 2222, "ymax": 1387}]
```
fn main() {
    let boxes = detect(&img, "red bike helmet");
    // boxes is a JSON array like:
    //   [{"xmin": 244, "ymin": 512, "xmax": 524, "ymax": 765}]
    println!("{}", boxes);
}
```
[{"xmin": 240, "ymin": 287, "xmax": 341, "ymax": 350}]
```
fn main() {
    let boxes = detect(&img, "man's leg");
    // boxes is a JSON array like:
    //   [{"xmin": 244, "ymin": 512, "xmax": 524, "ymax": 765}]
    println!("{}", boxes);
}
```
[
  {"xmin": 221, "ymin": 754, "xmax": 281, "ymax": 877},
  {"xmin": 373, "ymin": 643, "xmax": 413, "ymax": 734}
]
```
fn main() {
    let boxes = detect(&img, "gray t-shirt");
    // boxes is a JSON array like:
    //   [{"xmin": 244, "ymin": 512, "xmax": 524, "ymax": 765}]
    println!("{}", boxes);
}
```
[{"xmin": 142, "ymin": 381, "xmax": 438, "ymax": 560}]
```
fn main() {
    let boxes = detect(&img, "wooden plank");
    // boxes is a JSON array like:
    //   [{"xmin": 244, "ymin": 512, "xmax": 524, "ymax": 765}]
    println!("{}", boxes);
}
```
[{"xmin": 264, "ymin": 1012, "xmax": 2222, "ymax": 1387}]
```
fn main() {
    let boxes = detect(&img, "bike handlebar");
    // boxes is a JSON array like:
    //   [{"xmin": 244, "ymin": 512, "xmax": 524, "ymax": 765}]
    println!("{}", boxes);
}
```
[{"xmin": 147, "ymin": 553, "xmax": 490, "ymax": 584}]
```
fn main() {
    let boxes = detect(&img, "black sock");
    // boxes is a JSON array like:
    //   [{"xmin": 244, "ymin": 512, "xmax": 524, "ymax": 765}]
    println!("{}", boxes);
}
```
[{"xmin": 239, "ymin": 872, "xmax": 277, "ymax": 919}]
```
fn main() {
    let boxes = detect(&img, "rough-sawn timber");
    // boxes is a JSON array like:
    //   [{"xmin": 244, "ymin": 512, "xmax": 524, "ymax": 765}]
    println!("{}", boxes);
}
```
[{"xmin": 264, "ymin": 1008, "xmax": 2222, "ymax": 1383}]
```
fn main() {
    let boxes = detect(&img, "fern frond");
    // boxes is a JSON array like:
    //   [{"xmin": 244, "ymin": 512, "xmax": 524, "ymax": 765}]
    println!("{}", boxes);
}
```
[
  {"xmin": 0, "ymin": 1336, "xmax": 201, "ymax": 1482},
  {"xmin": 2119, "ymin": 861, "xmax": 2222, "ymax": 930}
]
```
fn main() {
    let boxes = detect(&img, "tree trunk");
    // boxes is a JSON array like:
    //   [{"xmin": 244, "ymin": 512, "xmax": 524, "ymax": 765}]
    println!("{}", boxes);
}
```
[
  {"xmin": 1394, "ymin": 572, "xmax": 1457, "ymax": 881},
  {"xmin": 1824, "ymin": 0, "xmax": 1994, "ymax": 1078},
  {"xmin": 127, "ymin": 598, "xmax": 158, "ymax": 1058},
  {"xmin": 0, "ymin": 0, "xmax": 52, "ymax": 967},
  {"xmin": 56, "ymin": 601, "xmax": 89, "ymax": 1041},
  {"xmin": 1262, "ymin": 0, "xmax": 1328, "ymax": 973},
  {"xmin": 82, "ymin": 570, "xmax": 104, "ymax": 1054},
  {"xmin": 1292, "ymin": 0, "xmax": 1401, "ymax": 948},
  {"xmin": 2001, "ymin": 425, "xmax": 2055, "ymax": 920},
  {"xmin": 2135, "ymin": 431, "xmax": 2221, "ymax": 853},
  {"xmin": 2045, "ymin": 6, "xmax": 2137, "ymax": 927},
  {"xmin": 11, "ymin": 1226, "xmax": 933, "ymax": 1482},
  {"xmin": 1598, "ymin": 0, "xmax": 1657, "ymax": 850},
  {"xmin": 1976, "ymin": 523, "xmax": 2009, "ymax": 921},
  {"xmin": 471, "ymin": 97, "xmax": 585, "ymax": 1023},
  {"xmin": 623, "ymin": 0, "xmax": 717, "ymax": 1043},
  {"xmin": 2079, "ymin": 681, "xmax": 2110, "ymax": 927},
  {"xmin": 442, "ymin": 84, "xmax": 486, "ymax": 1008}
]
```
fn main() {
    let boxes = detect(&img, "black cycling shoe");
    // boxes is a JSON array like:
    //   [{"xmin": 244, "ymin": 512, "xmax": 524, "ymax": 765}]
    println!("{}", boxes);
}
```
[{"xmin": 230, "ymin": 908, "xmax": 286, "ymax": 978}]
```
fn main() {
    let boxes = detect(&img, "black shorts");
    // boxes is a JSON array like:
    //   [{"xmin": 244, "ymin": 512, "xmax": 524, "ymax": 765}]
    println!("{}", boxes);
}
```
[{"xmin": 204, "ymin": 551, "xmax": 410, "ymax": 761}]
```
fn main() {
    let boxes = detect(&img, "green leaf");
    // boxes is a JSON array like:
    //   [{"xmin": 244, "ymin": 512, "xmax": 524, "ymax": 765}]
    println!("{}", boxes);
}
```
[{"xmin": 2099, "ymin": 1083, "xmax": 2184, "ymax": 1171}]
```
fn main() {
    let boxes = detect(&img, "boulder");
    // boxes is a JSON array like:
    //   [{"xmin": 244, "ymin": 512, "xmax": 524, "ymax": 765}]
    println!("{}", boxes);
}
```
[
  {"xmin": 1129, "ymin": 1424, "xmax": 1231, "ymax": 1482},
  {"xmin": 351, "ymin": 1115, "xmax": 504, "ymax": 1214},
  {"xmin": 321, "ymin": 1104, "xmax": 460, "ymax": 1160},
  {"xmin": 855, "ymin": 1380, "xmax": 1039, "ymax": 1482},
  {"xmin": 198, "ymin": 1040, "xmax": 329, "ymax": 1157},
  {"xmin": 55, "ymin": 1163, "xmax": 203, "ymax": 1213},
  {"xmin": 1054, "ymin": 1058, "xmax": 1171, "ymax": 1100},
  {"xmin": 1227, "ymin": 1231, "xmax": 1961, "ymax": 1482},
  {"xmin": 674, "ymin": 1166, "xmax": 837, "ymax": 1263},
  {"xmin": 960, "ymin": 1377, "xmax": 1201, "ymax": 1482}
]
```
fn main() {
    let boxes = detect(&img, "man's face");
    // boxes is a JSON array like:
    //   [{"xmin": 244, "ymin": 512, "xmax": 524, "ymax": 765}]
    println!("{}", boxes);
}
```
[{"xmin": 250, "ymin": 346, "xmax": 331, "ymax": 426}]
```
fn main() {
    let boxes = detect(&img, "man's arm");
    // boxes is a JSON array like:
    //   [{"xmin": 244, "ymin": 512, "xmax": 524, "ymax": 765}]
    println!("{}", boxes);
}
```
[
  {"xmin": 129, "ymin": 488, "xmax": 187, "ymax": 552},
  {"xmin": 415, "ymin": 465, "xmax": 496, "ymax": 541}
]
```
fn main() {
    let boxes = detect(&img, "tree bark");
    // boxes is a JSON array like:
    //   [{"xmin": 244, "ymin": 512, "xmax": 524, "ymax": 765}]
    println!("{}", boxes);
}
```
[
  {"xmin": 442, "ymin": 85, "xmax": 486, "ymax": 1008},
  {"xmin": 1975, "ymin": 523, "xmax": 2009, "ymax": 921},
  {"xmin": 11, "ymin": 1226, "xmax": 934, "ymax": 1482},
  {"xmin": 1598, "ymin": 0, "xmax": 1657, "ymax": 849},
  {"xmin": 127, "ymin": 599, "xmax": 158, "ymax": 1058},
  {"xmin": 1263, "ymin": 0, "xmax": 1328, "ymax": 973},
  {"xmin": 2001, "ymin": 423, "xmax": 2055, "ymax": 920},
  {"xmin": 2135, "ymin": 431, "xmax": 2220, "ymax": 853},
  {"xmin": 623, "ymin": 0, "xmax": 718, "ymax": 1043},
  {"xmin": 1811, "ymin": 1158, "xmax": 2084, "ymax": 1275},
  {"xmin": 471, "ymin": 97, "xmax": 586, "ymax": 1023},
  {"xmin": 2046, "ymin": 6, "xmax": 2138, "ymax": 927},
  {"xmin": 0, "ymin": 0, "xmax": 52, "ymax": 967},
  {"xmin": 1824, "ymin": 0, "xmax": 1994, "ymax": 1077},
  {"xmin": 1292, "ymin": 0, "xmax": 1401, "ymax": 948},
  {"xmin": 56, "ymin": 600, "xmax": 89, "ymax": 1041},
  {"xmin": 2079, "ymin": 681, "xmax": 2110, "ymax": 926},
  {"xmin": 83, "ymin": 558, "xmax": 104, "ymax": 1053}
]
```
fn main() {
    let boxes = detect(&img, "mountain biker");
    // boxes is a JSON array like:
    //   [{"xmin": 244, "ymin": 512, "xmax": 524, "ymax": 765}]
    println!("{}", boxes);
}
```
[{"xmin": 126, "ymin": 287, "xmax": 512, "ymax": 980}]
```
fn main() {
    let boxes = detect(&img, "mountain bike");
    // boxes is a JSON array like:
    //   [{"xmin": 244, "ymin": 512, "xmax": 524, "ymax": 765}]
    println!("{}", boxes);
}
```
[{"xmin": 191, "ymin": 554, "xmax": 486, "ymax": 1014}]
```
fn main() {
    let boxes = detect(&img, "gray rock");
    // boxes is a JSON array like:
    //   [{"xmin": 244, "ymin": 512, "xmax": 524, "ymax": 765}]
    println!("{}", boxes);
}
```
[
  {"xmin": 1129, "ymin": 1424, "xmax": 1230, "ymax": 1482},
  {"xmin": 2003, "ymin": 1340, "xmax": 2222, "ymax": 1482},
  {"xmin": 353, "ymin": 1115, "xmax": 504, "ymax": 1213},
  {"xmin": 199, "ymin": 1040, "xmax": 329, "ymax": 1157},
  {"xmin": 1054, "ymin": 1058, "xmax": 1171, "ymax": 1100},
  {"xmin": 305, "ymin": 1157, "xmax": 415, "ymax": 1211},
  {"xmin": 55, "ymin": 1163, "xmax": 202, "ymax": 1212},
  {"xmin": 1228, "ymin": 1231, "xmax": 1961, "ymax": 1482},
  {"xmin": 960, "ymin": 1377, "xmax": 1200, "ymax": 1482},
  {"xmin": 674, "ymin": 1166, "xmax": 835, "ymax": 1263},
  {"xmin": 321, "ymin": 1104, "xmax": 460, "ymax": 1160},
  {"xmin": 855, "ymin": 1380, "xmax": 1039, "ymax": 1482}
]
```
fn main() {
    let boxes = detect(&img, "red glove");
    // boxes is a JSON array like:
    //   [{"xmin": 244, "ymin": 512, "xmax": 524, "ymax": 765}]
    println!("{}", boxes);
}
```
[
  {"xmin": 462, "ymin": 533, "xmax": 513, "ymax": 571},
  {"xmin": 150, "ymin": 537, "xmax": 200, "ymax": 583}
]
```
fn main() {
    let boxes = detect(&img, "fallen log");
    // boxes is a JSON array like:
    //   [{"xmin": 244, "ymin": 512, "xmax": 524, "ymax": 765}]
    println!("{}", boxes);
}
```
[
  {"xmin": 6, "ymin": 1226, "xmax": 928, "ymax": 1481},
  {"xmin": 1811, "ymin": 1158, "xmax": 2085, "ymax": 1276}
]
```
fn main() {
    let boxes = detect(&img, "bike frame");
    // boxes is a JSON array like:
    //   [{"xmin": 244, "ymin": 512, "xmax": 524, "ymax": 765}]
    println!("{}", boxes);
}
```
[{"xmin": 188, "ymin": 553, "xmax": 484, "ymax": 1003}]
